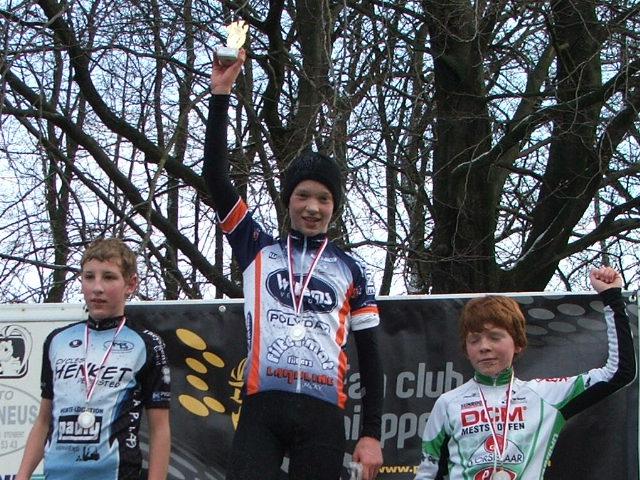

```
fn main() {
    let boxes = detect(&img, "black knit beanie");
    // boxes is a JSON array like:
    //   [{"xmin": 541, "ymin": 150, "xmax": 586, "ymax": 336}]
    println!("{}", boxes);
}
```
[{"xmin": 281, "ymin": 151, "xmax": 344, "ymax": 213}]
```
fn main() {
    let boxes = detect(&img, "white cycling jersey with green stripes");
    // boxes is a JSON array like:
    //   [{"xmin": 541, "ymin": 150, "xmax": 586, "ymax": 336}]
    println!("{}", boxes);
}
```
[{"xmin": 415, "ymin": 289, "xmax": 636, "ymax": 480}]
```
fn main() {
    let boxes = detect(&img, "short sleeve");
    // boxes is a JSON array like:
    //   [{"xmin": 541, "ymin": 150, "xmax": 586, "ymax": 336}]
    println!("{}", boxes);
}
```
[{"xmin": 140, "ymin": 329, "xmax": 171, "ymax": 408}]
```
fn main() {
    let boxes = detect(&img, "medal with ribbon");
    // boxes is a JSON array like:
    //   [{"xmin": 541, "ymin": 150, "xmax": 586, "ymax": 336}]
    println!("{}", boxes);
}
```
[
  {"xmin": 476, "ymin": 372, "xmax": 515, "ymax": 480},
  {"xmin": 287, "ymin": 235, "xmax": 328, "ymax": 341},
  {"xmin": 78, "ymin": 317, "xmax": 126, "ymax": 429}
]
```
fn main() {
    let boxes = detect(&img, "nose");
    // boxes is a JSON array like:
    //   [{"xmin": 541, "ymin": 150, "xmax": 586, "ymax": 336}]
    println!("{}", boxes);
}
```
[
  {"xmin": 91, "ymin": 278, "xmax": 105, "ymax": 293},
  {"xmin": 304, "ymin": 199, "xmax": 319, "ymax": 213},
  {"xmin": 478, "ymin": 337, "xmax": 491, "ymax": 351}
]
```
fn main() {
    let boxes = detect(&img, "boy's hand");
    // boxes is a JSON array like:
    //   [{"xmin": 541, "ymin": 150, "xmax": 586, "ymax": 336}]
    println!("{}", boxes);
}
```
[
  {"xmin": 352, "ymin": 436, "xmax": 383, "ymax": 480},
  {"xmin": 589, "ymin": 267, "xmax": 623, "ymax": 293},
  {"xmin": 211, "ymin": 47, "xmax": 246, "ymax": 95}
]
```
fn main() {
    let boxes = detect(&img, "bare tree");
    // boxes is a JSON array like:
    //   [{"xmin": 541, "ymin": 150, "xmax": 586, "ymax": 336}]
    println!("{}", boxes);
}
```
[{"xmin": 0, "ymin": 0, "xmax": 638, "ymax": 302}]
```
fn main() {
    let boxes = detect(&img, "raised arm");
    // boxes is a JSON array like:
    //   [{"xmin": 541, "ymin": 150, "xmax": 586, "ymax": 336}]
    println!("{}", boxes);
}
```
[
  {"xmin": 558, "ymin": 267, "xmax": 637, "ymax": 418},
  {"xmin": 202, "ymin": 49, "xmax": 246, "ymax": 219},
  {"xmin": 589, "ymin": 266, "xmax": 623, "ymax": 292}
]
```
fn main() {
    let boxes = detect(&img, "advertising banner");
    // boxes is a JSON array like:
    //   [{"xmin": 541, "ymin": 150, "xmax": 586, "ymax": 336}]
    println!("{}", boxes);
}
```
[{"xmin": 1, "ymin": 293, "xmax": 637, "ymax": 479}]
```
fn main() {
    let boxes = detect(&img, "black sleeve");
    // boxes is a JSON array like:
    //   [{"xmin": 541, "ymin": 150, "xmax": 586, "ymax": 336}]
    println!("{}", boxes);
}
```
[
  {"xmin": 598, "ymin": 287, "xmax": 637, "ymax": 388},
  {"xmin": 202, "ymin": 94, "xmax": 240, "ymax": 219},
  {"xmin": 352, "ymin": 326, "xmax": 383, "ymax": 440},
  {"xmin": 40, "ymin": 331, "xmax": 55, "ymax": 400},
  {"xmin": 560, "ymin": 287, "xmax": 637, "ymax": 419},
  {"xmin": 139, "ymin": 329, "xmax": 171, "ymax": 409}
]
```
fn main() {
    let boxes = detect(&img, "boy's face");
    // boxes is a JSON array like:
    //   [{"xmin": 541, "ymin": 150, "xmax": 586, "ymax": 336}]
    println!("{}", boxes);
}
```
[
  {"xmin": 288, "ymin": 179, "xmax": 334, "ymax": 236},
  {"xmin": 81, "ymin": 258, "xmax": 137, "ymax": 320},
  {"xmin": 465, "ymin": 323, "xmax": 522, "ymax": 377}
]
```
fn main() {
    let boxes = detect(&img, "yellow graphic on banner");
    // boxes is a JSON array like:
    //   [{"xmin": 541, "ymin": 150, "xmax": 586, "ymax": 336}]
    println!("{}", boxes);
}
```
[{"xmin": 175, "ymin": 328, "xmax": 245, "ymax": 429}]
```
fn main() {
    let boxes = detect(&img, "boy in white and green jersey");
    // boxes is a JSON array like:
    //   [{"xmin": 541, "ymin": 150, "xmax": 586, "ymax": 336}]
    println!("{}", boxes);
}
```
[{"xmin": 414, "ymin": 267, "xmax": 636, "ymax": 480}]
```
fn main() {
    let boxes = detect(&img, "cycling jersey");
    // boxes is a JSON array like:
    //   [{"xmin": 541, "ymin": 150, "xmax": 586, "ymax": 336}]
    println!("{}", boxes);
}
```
[
  {"xmin": 415, "ymin": 288, "xmax": 636, "ymax": 480},
  {"xmin": 219, "ymin": 197, "xmax": 380, "ymax": 408},
  {"xmin": 41, "ymin": 316, "xmax": 171, "ymax": 480}
]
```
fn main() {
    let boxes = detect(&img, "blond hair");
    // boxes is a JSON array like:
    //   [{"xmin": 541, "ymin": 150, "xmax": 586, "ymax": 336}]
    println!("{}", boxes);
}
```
[{"xmin": 81, "ymin": 238, "xmax": 138, "ymax": 279}]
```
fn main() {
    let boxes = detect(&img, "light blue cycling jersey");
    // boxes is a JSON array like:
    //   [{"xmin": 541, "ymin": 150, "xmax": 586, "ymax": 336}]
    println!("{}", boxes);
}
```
[{"xmin": 41, "ymin": 316, "xmax": 170, "ymax": 480}]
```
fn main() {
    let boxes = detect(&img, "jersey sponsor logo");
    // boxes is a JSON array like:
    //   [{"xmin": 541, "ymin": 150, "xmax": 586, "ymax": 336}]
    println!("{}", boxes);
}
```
[
  {"xmin": 468, "ymin": 435, "xmax": 524, "ymax": 467},
  {"xmin": 106, "ymin": 340, "xmax": 134, "ymax": 352},
  {"xmin": 54, "ymin": 360, "xmax": 133, "ymax": 386},
  {"xmin": 265, "ymin": 366, "xmax": 335, "ymax": 386},
  {"xmin": 474, "ymin": 467, "xmax": 516, "ymax": 480},
  {"xmin": 161, "ymin": 366, "xmax": 171, "ymax": 384},
  {"xmin": 266, "ymin": 269, "xmax": 337, "ymax": 312},
  {"xmin": 144, "ymin": 330, "xmax": 169, "ymax": 366},
  {"xmin": 535, "ymin": 377, "xmax": 569, "ymax": 383},
  {"xmin": 267, "ymin": 309, "xmax": 330, "ymax": 334},
  {"xmin": 363, "ymin": 265, "xmax": 376, "ymax": 296},
  {"xmin": 461, "ymin": 405, "xmax": 526, "ymax": 427},
  {"xmin": 153, "ymin": 391, "xmax": 171, "ymax": 403},
  {"xmin": 57, "ymin": 414, "xmax": 101, "ymax": 443},
  {"xmin": 266, "ymin": 336, "xmax": 335, "ymax": 370},
  {"xmin": 0, "ymin": 325, "xmax": 32, "ymax": 379},
  {"xmin": 76, "ymin": 445, "xmax": 101, "ymax": 462},
  {"xmin": 246, "ymin": 312, "xmax": 253, "ymax": 346}
]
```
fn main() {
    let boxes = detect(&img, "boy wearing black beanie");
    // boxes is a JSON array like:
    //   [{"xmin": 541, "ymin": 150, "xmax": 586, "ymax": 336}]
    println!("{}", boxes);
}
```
[{"xmin": 202, "ymin": 50, "xmax": 384, "ymax": 480}]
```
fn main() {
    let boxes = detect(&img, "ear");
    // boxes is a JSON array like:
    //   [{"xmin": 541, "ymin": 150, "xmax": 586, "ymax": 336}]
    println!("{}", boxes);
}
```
[
  {"xmin": 125, "ymin": 273, "xmax": 138, "ymax": 297},
  {"xmin": 514, "ymin": 345, "xmax": 523, "ymax": 355}
]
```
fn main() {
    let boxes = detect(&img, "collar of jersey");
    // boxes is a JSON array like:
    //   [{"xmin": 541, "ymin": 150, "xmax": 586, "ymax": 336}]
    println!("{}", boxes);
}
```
[
  {"xmin": 87, "ymin": 315, "xmax": 125, "ymax": 330},
  {"xmin": 474, "ymin": 366, "xmax": 514, "ymax": 386},
  {"xmin": 287, "ymin": 229, "xmax": 328, "ymax": 246}
]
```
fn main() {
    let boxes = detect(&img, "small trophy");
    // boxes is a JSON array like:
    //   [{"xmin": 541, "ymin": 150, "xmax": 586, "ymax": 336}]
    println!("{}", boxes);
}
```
[{"xmin": 216, "ymin": 20, "xmax": 248, "ymax": 66}]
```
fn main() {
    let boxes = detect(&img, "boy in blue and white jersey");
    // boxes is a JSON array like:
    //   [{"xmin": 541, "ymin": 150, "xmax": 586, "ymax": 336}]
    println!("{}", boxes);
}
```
[
  {"xmin": 414, "ymin": 267, "xmax": 636, "ymax": 480},
  {"xmin": 17, "ymin": 238, "xmax": 171, "ymax": 480}
]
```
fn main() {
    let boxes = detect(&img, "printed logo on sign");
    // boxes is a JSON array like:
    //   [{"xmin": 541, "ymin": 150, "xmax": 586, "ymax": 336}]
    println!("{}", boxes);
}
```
[
  {"xmin": 69, "ymin": 339, "xmax": 83, "ymax": 348},
  {"xmin": 57, "ymin": 414, "xmax": 101, "ymax": 443},
  {"xmin": 266, "ymin": 269, "xmax": 337, "ymax": 312},
  {"xmin": 0, "ymin": 383, "xmax": 40, "ymax": 459},
  {"xmin": 0, "ymin": 325, "xmax": 32, "ymax": 379}
]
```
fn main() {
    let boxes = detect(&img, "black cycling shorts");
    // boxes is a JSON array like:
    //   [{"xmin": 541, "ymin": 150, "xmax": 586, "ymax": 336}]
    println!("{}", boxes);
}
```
[{"xmin": 226, "ymin": 390, "xmax": 346, "ymax": 480}]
